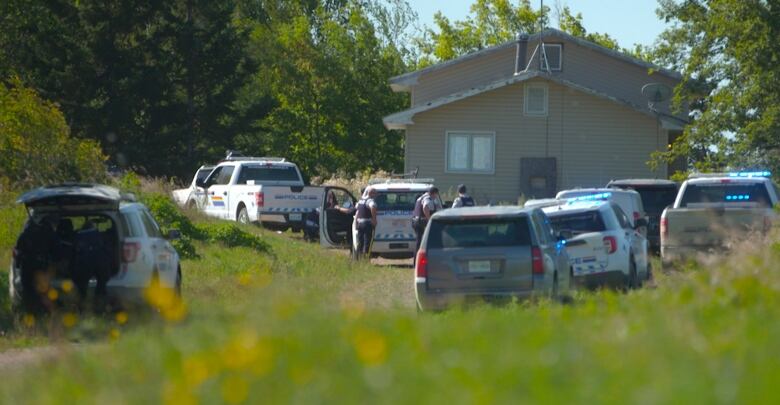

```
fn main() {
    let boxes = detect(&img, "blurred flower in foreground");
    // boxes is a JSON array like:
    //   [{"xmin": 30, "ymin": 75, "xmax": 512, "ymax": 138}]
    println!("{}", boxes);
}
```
[
  {"xmin": 115, "ymin": 311, "xmax": 129, "ymax": 325},
  {"xmin": 221, "ymin": 375, "xmax": 249, "ymax": 404},
  {"xmin": 144, "ymin": 276, "xmax": 187, "ymax": 322},
  {"xmin": 62, "ymin": 312, "xmax": 77, "ymax": 328},
  {"xmin": 352, "ymin": 328, "xmax": 388, "ymax": 366}
]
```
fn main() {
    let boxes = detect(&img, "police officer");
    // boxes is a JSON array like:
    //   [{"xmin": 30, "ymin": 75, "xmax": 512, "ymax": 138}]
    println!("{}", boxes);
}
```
[
  {"xmin": 412, "ymin": 186, "xmax": 441, "ymax": 256},
  {"xmin": 353, "ymin": 187, "xmax": 378, "ymax": 260},
  {"xmin": 452, "ymin": 184, "xmax": 475, "ymax": 208},
  {"xmin": 15, "ymin": 215, "xmax": 59, "ymax": 313}
]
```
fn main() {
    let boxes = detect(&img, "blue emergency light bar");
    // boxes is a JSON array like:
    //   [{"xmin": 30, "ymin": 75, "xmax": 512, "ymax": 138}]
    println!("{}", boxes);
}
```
[
  {"xmin": 728, "ymin": 171, "xmax": 771, "ymax": 178},
  {"xmin": 566, "ymin": 192, "xmax": 612, "ymax": 204},
  {"xmin": 725, "ymin": 194, "xmax": 751, "ymax": 201}
]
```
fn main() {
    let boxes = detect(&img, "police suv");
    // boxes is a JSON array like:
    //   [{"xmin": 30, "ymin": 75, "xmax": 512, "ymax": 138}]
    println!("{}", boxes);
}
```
[
  {"xmin": 351, "ymin": 179, "xmax": 442, "ymax": 259},
  {"xmin": 543, "ymin": 194, "xmax": 650, "ymax": 289}
]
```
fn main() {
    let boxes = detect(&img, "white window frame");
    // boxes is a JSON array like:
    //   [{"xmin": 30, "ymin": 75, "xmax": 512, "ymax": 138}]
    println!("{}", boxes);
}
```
[
  {"xmin": 540, "ymin": 43, "xmax": 563, "ymax": 71},
  {"xmin": 445, "ymin": 131, "xmax": 496, "ymax": 174},
  {"xmin": 524, "ymin": 83, "xmax": 549, "ymax": 117}
]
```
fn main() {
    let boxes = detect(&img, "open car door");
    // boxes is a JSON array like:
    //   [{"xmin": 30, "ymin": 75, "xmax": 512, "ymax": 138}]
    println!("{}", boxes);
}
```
[
  {"xmin": 319, "ymin": 186, "xmax": 356, "ymax": 248},
  {"xmin": 17, "ymin": 183, "xmax": 123, "ymax": 214}
]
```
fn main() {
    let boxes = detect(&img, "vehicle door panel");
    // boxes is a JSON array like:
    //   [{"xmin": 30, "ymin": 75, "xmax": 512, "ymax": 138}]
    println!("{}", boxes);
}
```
[
  {"xmin": 319, "ymin": 187, "xmax": 357, "ymax": 248},
  {"xmin": 207, "ymin": 166, "xmax": 235, "ymax": 219}
]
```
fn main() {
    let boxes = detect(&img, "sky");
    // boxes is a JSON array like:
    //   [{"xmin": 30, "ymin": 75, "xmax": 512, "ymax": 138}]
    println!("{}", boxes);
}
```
[{"xmin": 408, "ymin": 0, "xmax": 668, "ymax": 48}]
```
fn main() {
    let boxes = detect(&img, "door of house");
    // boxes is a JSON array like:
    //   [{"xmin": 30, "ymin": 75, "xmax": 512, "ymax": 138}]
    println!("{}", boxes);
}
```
[{"xmin": 520, "ymin": 158, "xmax": 557, "ymax": 199}]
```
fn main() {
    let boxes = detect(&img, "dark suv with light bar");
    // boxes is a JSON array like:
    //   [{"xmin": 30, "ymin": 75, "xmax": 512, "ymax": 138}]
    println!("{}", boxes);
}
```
[{"xmin": 414, "ymin": 206, "xmax": 571, "ymax": 311}]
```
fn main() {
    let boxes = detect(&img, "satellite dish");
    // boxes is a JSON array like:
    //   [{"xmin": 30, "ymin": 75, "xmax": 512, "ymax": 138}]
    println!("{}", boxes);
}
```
[{"xmin": 641, "ymin": 83, "xmax": 672, "ymax": 104}]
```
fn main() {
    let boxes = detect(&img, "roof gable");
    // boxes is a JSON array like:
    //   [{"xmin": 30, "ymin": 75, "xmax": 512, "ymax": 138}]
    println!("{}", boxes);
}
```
[{"xmin": 390, "ymin": 28, "xmax": 681, "ymax": 92}]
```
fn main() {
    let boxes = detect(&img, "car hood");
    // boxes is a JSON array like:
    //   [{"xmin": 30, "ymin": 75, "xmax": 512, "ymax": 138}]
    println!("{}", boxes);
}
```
[{"xmin": 17, "ymin": 183, "xmax": 123, "ymax": 212}]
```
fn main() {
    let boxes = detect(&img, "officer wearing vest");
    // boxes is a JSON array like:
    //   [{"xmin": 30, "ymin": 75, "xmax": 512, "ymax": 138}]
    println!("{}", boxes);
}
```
[
  {"xmin": 353, "ymin": 187, "xmax": 378, "ymax": 260},
  {"xmin": 452, "ymin": 184, "xmax": 475, "ymax": 208},
  {"xmin": 412, "ymin": 186, "xmax": 441, "ymax": 255}
]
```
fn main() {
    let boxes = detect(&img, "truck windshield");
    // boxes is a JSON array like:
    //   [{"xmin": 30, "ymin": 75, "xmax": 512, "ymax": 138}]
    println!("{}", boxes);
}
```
[
  {"xmin": 547, "ymin": 211, "xmax": 607, "ymax": 234},
  {"xmin": 237, "ymin": 166, "xmax": 301, "ymax": 183},
  {"xmin": 374, "ymin": 191, "xmax": 423, "ymax": 212},
  {"xmin": 680, "ymin": 183, "xmax": 772, "ymax": 208},
  {"xmin": 427, "ymin": 217, "xmax": 531, "ymax": 249}
]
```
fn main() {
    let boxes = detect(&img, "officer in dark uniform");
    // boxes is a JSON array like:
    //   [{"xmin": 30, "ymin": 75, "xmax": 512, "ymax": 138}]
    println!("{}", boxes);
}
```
[
  {"xmin": 15, "ymin": 215, "xmax": 58, "ymax": 313},
  {"xmin": 353, "ymin": 187, "xmax": 378, "ymax": 260},
  {"xmin": 72, "ymin": 220, "xmax": 113, "ymax": 310},
  {"xmin": 412, "ymin": 186, "xmax": 440, "ymax": 257},
  {"xmin": 452, "ymin": 184, "xmax": 475, "ymax": 208}
]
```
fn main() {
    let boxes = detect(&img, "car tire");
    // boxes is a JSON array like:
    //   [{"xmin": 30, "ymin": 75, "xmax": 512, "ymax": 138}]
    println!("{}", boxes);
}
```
[
  {"xmin": 237, "ymin": 205, "xmax": 249, "ymax": 224},
  {"xmin": 175, "ymin": 267, "xmax": 182, "ymax": 297},
  {"xmin": 628, "ymin": 259, "xmax": 638, "ymax": 290},
  {"xmin": 551, "ymin": 272, "xmax": 559, "ymax": 298}
]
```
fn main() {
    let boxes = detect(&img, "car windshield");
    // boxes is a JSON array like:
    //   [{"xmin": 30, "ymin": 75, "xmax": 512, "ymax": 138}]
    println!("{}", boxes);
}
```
[
  {"xmin": 374, "ymin": 191, "xmax": 423, "ymax": 212},
  {"xmin": 237, "ymin": 165, "xmax": 301, "ymax": 183},
  {"xmin": 427, "ymin": 217, "xmax": 531, "ymax": 249},
  {"xmin": 547, "ymin": 211, "xmax": 607, "ymax": 234},
  {"xmin": 620, "ymin": 186, "xmax": 677, "ymax": 215},
  {"xmin": 196, "ymin": 168, "xmax": 213, "ymax": 183},
  {"xmin": 680, "ymin": 183, "xmax": 772, "ymax": 208}
]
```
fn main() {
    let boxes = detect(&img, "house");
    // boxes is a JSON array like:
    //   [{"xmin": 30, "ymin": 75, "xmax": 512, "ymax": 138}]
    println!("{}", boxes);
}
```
[{"xmin": 384, "ymin": 28, "xmax": 687, "ymax": 203}]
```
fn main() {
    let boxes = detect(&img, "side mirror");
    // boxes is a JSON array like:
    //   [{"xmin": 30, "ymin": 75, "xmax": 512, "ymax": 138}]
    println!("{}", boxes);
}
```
[
  {"xmin": 167, "ymin": 229, "xmax": 182, "ymax": 240},
  {"xmin": 557, "ymin": 230, "xmax": 573, "ymax": 241},
  {"xmin": 634, "ymin": 218, "xmax": 648, "ymax": 229}
]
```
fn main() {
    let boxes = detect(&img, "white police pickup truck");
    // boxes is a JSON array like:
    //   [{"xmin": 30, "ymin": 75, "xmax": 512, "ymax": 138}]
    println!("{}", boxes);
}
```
[
  {"xmin": 172, "ymin": 165, "xmax": 215, "ymax": 210},
  {"xmin": 195, "ymin": 156, "xmax": 322, "ymax": 231},
  {"xmin": 661, "ymin": 171, "xmax": 778, "ymax": 265}
]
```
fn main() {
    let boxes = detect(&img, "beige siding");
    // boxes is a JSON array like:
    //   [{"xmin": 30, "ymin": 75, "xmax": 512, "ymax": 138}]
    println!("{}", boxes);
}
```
[
  {"xmin": 407, "ymin": 79, "xmax": 668, "ymax": 204},
  {"xmin": 413, "ymin": 46, "xmax": 516, "ymax": 106},
  {"xmin": 410, "ymin": 36, "xmax": 681, "ymax": 118}
]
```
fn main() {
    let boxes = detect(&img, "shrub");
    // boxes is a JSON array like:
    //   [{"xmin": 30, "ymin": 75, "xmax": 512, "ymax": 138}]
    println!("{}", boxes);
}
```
[
  {"xmin": 0, "ymin": 78, "xmax": 107, "ymax": 188},
  {"xmin": 202, "ymin": 223, "xmax": 269, "ymax": 252}
]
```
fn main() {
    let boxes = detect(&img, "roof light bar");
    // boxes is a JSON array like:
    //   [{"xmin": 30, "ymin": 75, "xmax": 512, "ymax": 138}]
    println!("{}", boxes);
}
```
[
  {"xmin": 566, "ymin": 192, "xmax": 612, "ymax": 204},
  {"xmin": 368, "ymin": 178, "xmax": 435, "ymax": 185},
  {"xmin": 728, "ymin": 171, "xmax": 771, "ymax": 178}
]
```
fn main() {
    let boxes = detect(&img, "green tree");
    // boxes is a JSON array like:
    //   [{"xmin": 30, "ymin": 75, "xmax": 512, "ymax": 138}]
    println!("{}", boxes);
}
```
[
  {"xmin": 0, "ymin": 78, "xmax": 106, "ymax": 189},
  {"xmin": 0, "ymin": 0, "xmax": 261, "ymax": 177},
  {"xmin": 415, "ymin": 0, "xmax": 626, "ymax": 65},
  {"xmin": 651, "ymin": 0, "xmax": 780, "ymax": 173},
  {"xmin": 235, "ymin": 0, "xmax": 411, "ymax": 175}
]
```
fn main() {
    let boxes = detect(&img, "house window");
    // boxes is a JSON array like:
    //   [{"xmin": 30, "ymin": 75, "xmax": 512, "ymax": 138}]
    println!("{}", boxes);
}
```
[
  {"xmin": 540, "ymin": 43, "xmax": 562, "ymax": 71},
  {"xmin": 524, "ymin": 83, "xmax": 548, "ymax": 116},
  {"xmin": 446, "ymin": 132, "xmax": 495, "ymax": 173}
]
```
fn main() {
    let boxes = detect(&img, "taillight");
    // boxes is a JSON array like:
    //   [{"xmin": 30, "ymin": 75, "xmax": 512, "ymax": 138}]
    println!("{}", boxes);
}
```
[
  {"xmin": 415, "ymin": 250, "xmax": 428, "ymax": 278},
  {"xmin": 122, "ymin": 242, "xmax": 140, "ymax": 263},
  {"xmin": 531, "ymin": 246, "xmax": 544, "ymax": 274},
  {"xmin": 660, "ymin": 217, "xmax": 668, "ymax": 240},
  {"xmin": 633, "ymin": 211, "xmax": 641, "ymax": 221},
  {"xmin": 603, "ymin": 236, "xmax": 617, "ymax": 254},
  {"xmin": 255, "ymin": 192, "xmax": 264, "ymax": 208}
]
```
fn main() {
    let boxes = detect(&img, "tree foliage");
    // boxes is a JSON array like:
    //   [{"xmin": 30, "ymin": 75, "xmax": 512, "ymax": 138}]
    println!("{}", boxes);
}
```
[
  {"xmin": 0, "ymin": 0, "xmax": 413, "ymax": 179},
  {"xmin": 652, "ymin": 0, "xmax": 780, "ymax": 173},
  {"xmin": 415, "ymin": 0, "xmax": 629, "ymax": 66},
  {"xmin": 0, "ymin": 78, "xmax": 106, "ymax": 189}
]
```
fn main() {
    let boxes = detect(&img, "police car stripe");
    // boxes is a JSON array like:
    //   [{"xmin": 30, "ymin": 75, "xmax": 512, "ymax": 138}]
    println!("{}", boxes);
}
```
[
  {"xmin": 261, "ymin": 207, "xmax": 316, "ymax": 213},
  {"xmin": 374, "ymin": 233, "xmax": 416, "ymax": 241}
]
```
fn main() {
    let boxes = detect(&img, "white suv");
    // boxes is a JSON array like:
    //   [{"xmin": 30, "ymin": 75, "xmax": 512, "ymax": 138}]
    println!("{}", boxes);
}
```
[
  {"xmin": 10, "ymin": 184, "xmax": 181, "ymax": 311},
  {"xmin": 543, "ymin": 199, "xmax": 650, "ymax": 289}
]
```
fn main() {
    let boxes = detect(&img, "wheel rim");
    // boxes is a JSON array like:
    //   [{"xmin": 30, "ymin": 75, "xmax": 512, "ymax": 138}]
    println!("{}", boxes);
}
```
[{"xmin": 238, "ymin": 208, "xmax": 249, "ymax": 224}]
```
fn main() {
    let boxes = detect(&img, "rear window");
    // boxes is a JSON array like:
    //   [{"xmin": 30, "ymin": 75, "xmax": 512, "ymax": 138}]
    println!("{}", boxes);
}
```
[
  {"xmin": 547, "ymin": 211, "xmax": 607, "ymax": 234},
  {"xmin": 680, "ymin": 183, "xmax": 772, "ymax": 208},
  {"xmin": 237, "ymin": 165, "xmax": 301, "ymax": 183},
  {"xmin": 374, "ymin": 191, "xmax": 423, "ymax": 212},
  {"xmin": 427, "ymin": 217, "xmax": 532, "ymax": 249},
  {"xmin": 625, "ymin": 186, "xmax": 677, "ymax": 214}
]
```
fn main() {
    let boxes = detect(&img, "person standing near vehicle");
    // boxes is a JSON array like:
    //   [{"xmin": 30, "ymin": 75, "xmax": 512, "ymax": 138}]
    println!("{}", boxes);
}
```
[
  {"xmin": 353, "ymin": 187, "xmax": 378, "ymax": 259},
  {"xmin": 412, "ymin": 186, "xmax": 441, "ymax": 255},
  {"xmin": 452, "ymin": 184, "xmax": 475, "ymax": 208}
]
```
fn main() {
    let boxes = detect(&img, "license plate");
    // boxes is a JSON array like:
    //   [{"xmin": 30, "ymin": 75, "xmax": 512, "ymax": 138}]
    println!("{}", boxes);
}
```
[
  {"xmin": 469, "ymin": 260, "xmax": 492, "ymax": 273},
  {"xmin": 288, "ymin": 213, "xmax": 302, "ymax": 221}
]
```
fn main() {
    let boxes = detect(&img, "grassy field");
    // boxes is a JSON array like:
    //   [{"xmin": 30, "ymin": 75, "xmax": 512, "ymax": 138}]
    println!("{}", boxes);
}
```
[{"xmin": 1, "ymin": 192, "xmax": 780, "ymax": 403}]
